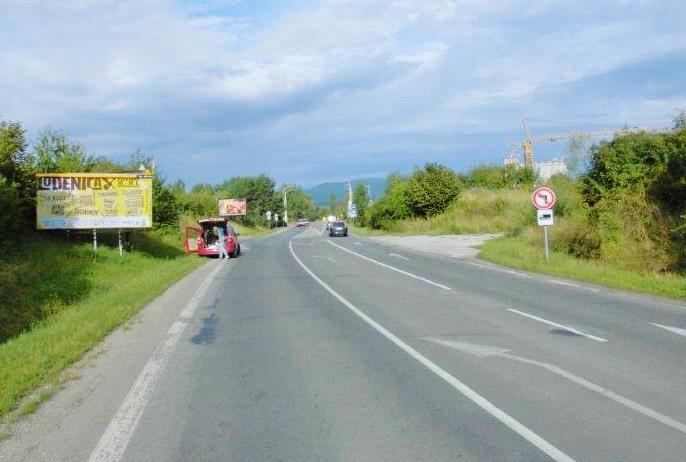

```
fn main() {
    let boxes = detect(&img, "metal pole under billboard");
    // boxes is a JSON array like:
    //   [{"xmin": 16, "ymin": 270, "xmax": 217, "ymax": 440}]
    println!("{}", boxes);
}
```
[
  {"xmin": 93, "ymin": 228, "xmax": 97, "ymax": 253},
  {"xmin": 118, "ymin": 229, "xmax": 123, "ymax": 256}
]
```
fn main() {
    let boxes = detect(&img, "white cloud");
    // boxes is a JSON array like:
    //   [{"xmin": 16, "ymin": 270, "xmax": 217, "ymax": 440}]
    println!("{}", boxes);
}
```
[
  {"xmin": 0, "ymin": 0, "xmax": 684, "ymax": 184},
  {"xmin": 390, "ymin": 42, "xmax": 449, "ymax": 71}
]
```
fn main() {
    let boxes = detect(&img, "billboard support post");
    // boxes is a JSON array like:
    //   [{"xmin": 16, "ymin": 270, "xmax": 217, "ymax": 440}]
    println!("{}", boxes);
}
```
[
  {"xmin": 93, "ymin": 228, "xmax": 97, "ymax": 253},
  {"xmin": 118, "ymin": 229, "xmax": 123, "ymax": 256}
]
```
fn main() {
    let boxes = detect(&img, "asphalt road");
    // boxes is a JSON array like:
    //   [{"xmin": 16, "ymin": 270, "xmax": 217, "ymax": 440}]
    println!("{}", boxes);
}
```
[{"xmin": 3, "ymin": 226, "xmax": 686, "ymax": 461}]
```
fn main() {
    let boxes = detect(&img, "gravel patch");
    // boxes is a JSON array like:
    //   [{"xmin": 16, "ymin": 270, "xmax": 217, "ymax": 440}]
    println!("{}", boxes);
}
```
[{"xmin": 368, "ymin": 233, "xmax": 502, "ymax": 259}]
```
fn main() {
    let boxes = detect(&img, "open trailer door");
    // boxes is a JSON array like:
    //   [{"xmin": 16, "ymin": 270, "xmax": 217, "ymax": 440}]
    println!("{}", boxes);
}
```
[{"xmin": 184, "ymin": 226, "xmax": 202, "ymax": 253}]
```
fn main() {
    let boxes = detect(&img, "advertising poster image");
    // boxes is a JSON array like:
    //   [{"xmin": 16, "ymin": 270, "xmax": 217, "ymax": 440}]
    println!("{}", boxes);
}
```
[
  {"xmin": 218, "ymin": 198, "xmax": 247, "ymax": 216},
  {"xmin": 36, "ymin": 172, "xmax": 153, "ymax": 230}
]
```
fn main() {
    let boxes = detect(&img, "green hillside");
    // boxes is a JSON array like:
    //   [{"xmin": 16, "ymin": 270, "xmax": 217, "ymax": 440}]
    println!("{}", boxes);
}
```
[{"xmin": 306, "ymin": 178, "xmax": 386, "ymax": 206}]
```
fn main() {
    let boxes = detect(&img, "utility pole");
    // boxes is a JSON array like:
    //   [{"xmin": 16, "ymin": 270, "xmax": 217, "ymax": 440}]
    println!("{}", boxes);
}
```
[
  {"xmin": 283, "ymin": 185, "xmax": 295, "ymax": 225},
  {"xmin": 347, "ymin": 181, "xmax": 353, "ymax": 214},
  {"xmin": 365, "ymin": 183, "xmax": 374, "ymax": 205}
]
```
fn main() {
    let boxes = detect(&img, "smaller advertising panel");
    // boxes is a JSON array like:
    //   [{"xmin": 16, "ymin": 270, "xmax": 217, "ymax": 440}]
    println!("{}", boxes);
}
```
[{"xmin": 218, "ymin": 198, "xmax": 247, "ymax": 216}]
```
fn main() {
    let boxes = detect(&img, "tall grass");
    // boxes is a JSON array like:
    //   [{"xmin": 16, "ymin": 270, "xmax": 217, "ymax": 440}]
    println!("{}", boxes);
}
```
[
  {"xmin": 480, "ymin": 236, "xmax": 686, "ymax": 300},
  {"xmin": 357, "ymin": 178, "xmax": 686, "ymax": 300},
  {"xmin": 0, "ymin": 231, "xmax": 205, "ymax": 416},
  {"xmin": 385, "ymin": 188, "xmax": 533, "ymax": 235}
]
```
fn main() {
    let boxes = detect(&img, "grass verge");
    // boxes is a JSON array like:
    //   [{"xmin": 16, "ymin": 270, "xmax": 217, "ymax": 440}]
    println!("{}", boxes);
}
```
[
  {"xmin": 479, "ymin": 236, "xmax": 686, "ymax": 300},
  {"xmin": 0, "ymin": 230, "xmax": 205, "ymax": 417},
  {"xmin": 348, "ymin": 223, "xmax": 389, "ymax": 236}
]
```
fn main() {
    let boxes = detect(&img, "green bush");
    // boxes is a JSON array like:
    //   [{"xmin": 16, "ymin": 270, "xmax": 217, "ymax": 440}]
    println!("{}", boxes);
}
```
[
  {"xmin": 366, "ymin": 175, "xmax": 413, "ymax": 229},
  {"xmin": 407, "ymin": 163, "xmax": 462, "ymax": 217},
  {"xmin": 466, "ymin": 165, "xmax": 536, "ymax": 190},
  {"xmin": 580, "ymin": 126, "xmax": 686, "ymax": 271}
]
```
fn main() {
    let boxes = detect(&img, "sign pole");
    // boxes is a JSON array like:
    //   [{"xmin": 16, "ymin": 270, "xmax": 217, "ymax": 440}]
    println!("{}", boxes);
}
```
[
  {"xmin": 543, "ymin": 225, "xmax": 550, "ymax": 261},
  {"xmin": 93, "ymin": 228, "xmax": 97, "ymax": 253},
  {"xmin": 118, "ymin": 229, "xmax": 123, "ymax": 256},
  {"xmin": 532, "ymin": 186, "xmax": 556, "ymax": 263}
]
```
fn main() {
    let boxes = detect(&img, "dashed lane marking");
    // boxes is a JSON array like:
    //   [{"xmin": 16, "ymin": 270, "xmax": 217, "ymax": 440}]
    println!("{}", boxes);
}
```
[
  {"xmin": 327, "ymin": 240, "xmax": 451, "ymax": 290},
  {"xmin": 507, "ymin": 308, "xmax": 608, "ymax": 342},
  {"xmin": 290, "ymin": 239, "xmax": 575, "ymax": 462}
]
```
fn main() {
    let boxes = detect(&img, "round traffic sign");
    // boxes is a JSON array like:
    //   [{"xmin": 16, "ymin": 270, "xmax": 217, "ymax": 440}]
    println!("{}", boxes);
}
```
[{"xmin": 531, "ymin": 187, "xmax": 557, "ymax": 210}]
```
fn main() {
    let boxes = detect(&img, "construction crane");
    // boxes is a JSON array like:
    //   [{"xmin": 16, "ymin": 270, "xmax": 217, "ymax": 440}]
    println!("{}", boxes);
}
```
[{"xmin": 518, "ymin": 119, "xmax": 646, "ymax": 169}]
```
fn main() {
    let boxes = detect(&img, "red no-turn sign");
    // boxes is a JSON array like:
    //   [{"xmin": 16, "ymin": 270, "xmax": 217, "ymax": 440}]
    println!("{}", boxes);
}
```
[{"xmin": 531, "ymin": 187, "xmax": 557, "ymax": 210}]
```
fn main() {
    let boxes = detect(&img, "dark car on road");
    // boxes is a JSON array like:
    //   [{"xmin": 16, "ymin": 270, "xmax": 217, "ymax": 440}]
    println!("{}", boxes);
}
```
[{"xmin": 328, "ymin": 221, "xmax": 348, "ymax": 237}]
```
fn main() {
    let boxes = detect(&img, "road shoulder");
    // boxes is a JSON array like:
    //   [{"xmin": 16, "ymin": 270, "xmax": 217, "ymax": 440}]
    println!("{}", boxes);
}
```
[{"xmin": 0, "ymin": 259, "xmax": 218, "ymax": 462}]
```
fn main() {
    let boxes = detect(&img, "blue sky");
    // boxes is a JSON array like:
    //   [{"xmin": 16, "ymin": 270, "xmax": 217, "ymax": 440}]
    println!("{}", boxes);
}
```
[{"xmin": 1, "ymin": 0, "xmax": 685, "ymax": 187}]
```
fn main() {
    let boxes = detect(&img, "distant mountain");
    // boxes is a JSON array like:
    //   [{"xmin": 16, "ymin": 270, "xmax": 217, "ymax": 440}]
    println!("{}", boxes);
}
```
[{"xmin": 305, "ymin": 178, "xmax": 387, "ymax": 206}]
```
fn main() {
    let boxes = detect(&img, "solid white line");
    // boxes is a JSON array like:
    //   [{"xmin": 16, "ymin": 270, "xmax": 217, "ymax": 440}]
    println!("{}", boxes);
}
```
[
  {"xmin": 389, "ymin": 253, "xmax": 410, "ymax": 260},
  {"xmin": 465, "ymin": 261, "xmax": 533, "ymax": 279},
  {"xmin": 88, "ymin": 264, "xmax": 223, "ymax": 462},
  {"xmin": 289, "ymin": 240, "xmax": 575, "ymax": 462},
  {"xmin": 546, "ymin": 280, "xmax": 581, "ymax": 288},
  {"xmin": 465, "ymin": 261, "xmax": 601, "ymax": 292},
  {"xmin": 87, "ymin": 321, "xmax": 187, "ymax": 462},
  {"xmin": 507, "ymin": 308, "xmax": 608, "ymax": 342},
  {"xmin": 651, "ymin": 322, "xmax": 686, "ymax": 338},
  {"xmin": 428, "ymin": 337, "xmax": 686, "ymax": 435},
  {"xmin": 502, "ymin": 353, "xmax": 686, "ymax": 435},
  {"xmin": 327, "ymin": 240, "xmax": 451, "ymax": 290},
  {"xmin": 179, "ymin": 263, "xmax": 224, "ymax": 319}
]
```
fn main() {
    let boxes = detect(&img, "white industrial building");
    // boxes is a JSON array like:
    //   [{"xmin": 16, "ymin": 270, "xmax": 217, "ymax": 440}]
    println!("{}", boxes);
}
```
[
  {"xmin": 502, "ymin": 154, "xmax": 568, "ymax": 181},
  {"xmin": 535, "ymin": 159, "xmax": 568, "ymax": 181}
]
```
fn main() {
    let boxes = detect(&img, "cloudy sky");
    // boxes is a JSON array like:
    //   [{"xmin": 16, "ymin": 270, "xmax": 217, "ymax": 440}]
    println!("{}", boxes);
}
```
[{"xmin": 1, "ymin": 0, "xmax": 685, "ymax": 186}]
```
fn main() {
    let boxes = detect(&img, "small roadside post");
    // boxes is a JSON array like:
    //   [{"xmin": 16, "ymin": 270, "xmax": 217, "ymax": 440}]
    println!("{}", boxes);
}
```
[
  {"xmin": 266, "ymin": 210, "xmax": 272, "ymax": 228},
  {"xmin": 531, "ymin": 186, "xmax": 557, "ymax": 261}
]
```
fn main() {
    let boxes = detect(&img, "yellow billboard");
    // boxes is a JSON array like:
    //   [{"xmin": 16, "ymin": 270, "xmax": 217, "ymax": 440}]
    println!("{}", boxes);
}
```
[{"xmin": 36, "ymin": 172, "xmax": 153, "ymax": 230}]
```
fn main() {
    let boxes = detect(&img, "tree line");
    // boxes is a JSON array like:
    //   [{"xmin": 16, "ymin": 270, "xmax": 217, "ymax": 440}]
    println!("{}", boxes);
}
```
[
  {"xmin": 352, "ymin": 162, "xmax": 536, "ymax": 229},
  {"xmin": 0, "ymin": 118, "xmax": 321, "ymax": 251},
  {"xmin": 354, "ymin": 113, "xmax": 686, "ymax": 273}
]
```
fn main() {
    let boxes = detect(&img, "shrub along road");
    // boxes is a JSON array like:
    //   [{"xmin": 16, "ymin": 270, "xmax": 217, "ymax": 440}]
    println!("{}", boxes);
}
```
[{"xmin": 2, "ymin": 227, "xmax": 686, "ymax": 461}]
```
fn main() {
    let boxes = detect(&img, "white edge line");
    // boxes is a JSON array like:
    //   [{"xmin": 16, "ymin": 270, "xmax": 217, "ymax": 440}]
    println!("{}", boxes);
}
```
[
  {"xmin": 180, "ymin": 262, "xmax": 224, "ymax": 319},
  {"xmin": 546, "ymin": 280, "xmax": 581, "ymax": 288},
  {"xmin": 507, "ymin": 308, "xmax": 608, "ymax": 342},
  {"xmin": 88, "ymin": 263, "xmax": 223, "ymax": 462},
  {"xmin": 466, "ymin": 261, "xmax": 602, "ymax": 292},
  {"xmin": 87, "ymin": 321, "xmax": 187, "ymax": 462},
  {"xmin": 289, "ymin": 240, "xmax": 575, "ymax": 462},
  {"xmin": 389, "ymin": 253, "xmax": 410, "ymax": 260},
  {"xmin": 651, "ymin": 322, "xmax": 686, "ymax": 338},
  {"xmin": 327, "ymin": 240, "xmax": 451, "ymax": 290},
  {"xmin": 502, "ymin": 353, "xmax": 686, "ymax": 435}
]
